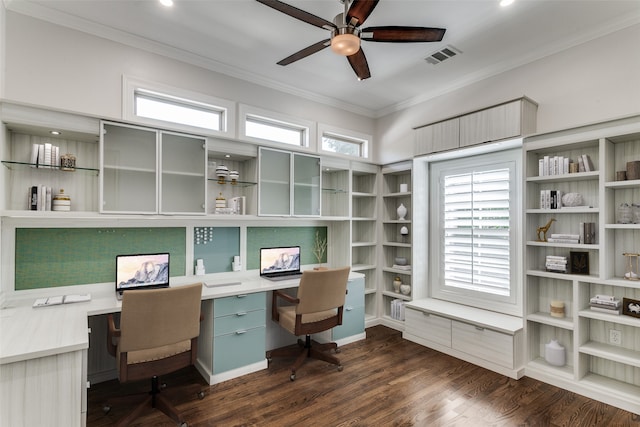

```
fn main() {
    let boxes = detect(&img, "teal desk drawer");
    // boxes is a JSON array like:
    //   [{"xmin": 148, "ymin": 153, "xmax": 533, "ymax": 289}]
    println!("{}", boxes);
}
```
[
  {"xmin": 214, "ymin": 292, "xmax": 265, "ymax": 317},
  {"xmin": 213, "ymin": 326, "xmax": 266, "ymax": 373},
  {"xmin": 333, "ymin": 305, "xmax": 365, "ymax": 341},
  {"xmin": 214, "ymin": 309, "xmax": 265, "ymax": 336},
  {"xmin": 345, "ymin": 278, "xmax": 365, "ymax": 307}
]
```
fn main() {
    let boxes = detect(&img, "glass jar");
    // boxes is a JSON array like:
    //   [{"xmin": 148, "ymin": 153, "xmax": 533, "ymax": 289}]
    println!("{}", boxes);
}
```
[{"xmin": 616, "ymin": 203, "xmax": 633, "ymax": 224}]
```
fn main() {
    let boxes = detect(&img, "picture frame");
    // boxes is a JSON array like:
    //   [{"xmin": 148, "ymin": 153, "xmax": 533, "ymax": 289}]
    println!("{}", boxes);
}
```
[
  {"xmin": 569, "ymin": 251, "xmax": 589, "ymax": 275},
  {"xmin": 622, "ymin": 297, "xmax": 640, "ymax": 318}
]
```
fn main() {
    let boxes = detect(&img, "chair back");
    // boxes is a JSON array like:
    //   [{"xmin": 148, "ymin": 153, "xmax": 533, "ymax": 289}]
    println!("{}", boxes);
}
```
[
  {"xmin": 295, "ymin": 267, "xmax": 350, "ymax": 315},
  {"xmin": 119, "ymin": 282, "xmax": 202, "ymax": 353}
]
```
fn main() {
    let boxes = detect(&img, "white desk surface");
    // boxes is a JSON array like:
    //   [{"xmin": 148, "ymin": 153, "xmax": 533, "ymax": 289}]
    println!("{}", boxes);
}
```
[{"xmin": 0, "ymin": 271, "xmax": 362, "ymax": 365}]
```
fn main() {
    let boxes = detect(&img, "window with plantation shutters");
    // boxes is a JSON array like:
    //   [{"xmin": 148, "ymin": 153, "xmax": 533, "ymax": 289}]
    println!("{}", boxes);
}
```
[
  {"xmin": 443, "ymin": 168, "xmax": 511, "ymax": 296},
  {"xmin": 429, "ymin": 147, "xmax": 521, "ymax": 314}
]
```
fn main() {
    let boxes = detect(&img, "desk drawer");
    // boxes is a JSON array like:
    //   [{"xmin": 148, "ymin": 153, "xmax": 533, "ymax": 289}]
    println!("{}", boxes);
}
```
[
  {"xmin": 405, "ymin": 308, "xmax": 452, "ymax": 347},
  {"xmin": 451, "ymin": 321, "xmax": 513, "ymax": 369},
  {"xmin": 213, "ymin": 326, "xmax": 266, "ymax": 373},
  {"xmin": 213, "ymin": 292, "xmax": 265, "ymax": 317},
  {"xmin": 214, "ymin": 309, "xmax": 265, "ymax": 336}
]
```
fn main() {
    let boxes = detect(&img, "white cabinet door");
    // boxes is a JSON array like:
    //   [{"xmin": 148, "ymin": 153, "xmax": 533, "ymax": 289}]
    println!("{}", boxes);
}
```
[
  {"xmin": 160, "ymin": 132, "xmax": 206, "ymax": 214},
  {"xmin": 258, "ymin": 148, "xmax": 321, "ymax": 216},
  {"xmin": 415, "ymin": 118, "xmax": 460, "ymax": 155},
  {"xmin": 101, "ymin": 122, "xmax": 158, "ymax": 213}
]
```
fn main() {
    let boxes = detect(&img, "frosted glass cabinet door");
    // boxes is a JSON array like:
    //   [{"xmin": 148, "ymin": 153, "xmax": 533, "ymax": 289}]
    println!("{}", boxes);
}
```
[
  {"xmin": 160, "ymin": 132, "xmax": 206, "ymax": 214},
  {"xmin": 259, "ymin": 148, "xmax": 291, "ymax": 216},
  {"xmin": 293, "ymin": 153, "xmax": 321, "ymax": 216},
  {"xmin": 101, "ymin": 122, "xmax": 158, "ymax": 213}
]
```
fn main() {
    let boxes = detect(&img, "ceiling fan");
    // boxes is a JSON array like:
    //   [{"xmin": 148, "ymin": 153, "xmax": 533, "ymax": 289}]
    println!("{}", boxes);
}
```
[{"xmin": 256, "ymin": 0, "xmax": 446, "ymax": 80}]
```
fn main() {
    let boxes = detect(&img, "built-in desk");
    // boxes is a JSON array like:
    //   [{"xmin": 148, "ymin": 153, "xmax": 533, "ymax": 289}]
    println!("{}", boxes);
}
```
[{"xmin": 0, "ymin": 271, "xmax": 365, "ymax": 427}]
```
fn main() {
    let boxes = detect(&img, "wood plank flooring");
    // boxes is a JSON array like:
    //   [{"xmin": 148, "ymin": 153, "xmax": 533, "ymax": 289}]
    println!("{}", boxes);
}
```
[{"xmin": 87, "ymin": 325, "xmax": 639, "ymax": 426}]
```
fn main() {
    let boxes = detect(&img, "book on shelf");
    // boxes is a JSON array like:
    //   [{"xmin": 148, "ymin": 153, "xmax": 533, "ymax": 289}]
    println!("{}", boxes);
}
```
[
  {"xmin": 30, "ymin": 143, "xmax": 61, "ymax": 168},
  {"xmin": 390, "ymin": 299, "xmax": 406, "ymax": 321},
  {"xmin": 539, "ymin": 190, "xmax": 564, "ymax": 209},
  {"xmin": 550, "ymin": 234, "xmax": 580, "ymax": 240},
  {"xmin": 589, "ymin": 305, "xmax": 620, "ymax": 315},
  {"xmin": 33, "ymin": 294, "xmax": 91, "ymax": 308},
  {"xmin": 547, "ymin": 238, "xmax": 579, "ymax": 244},
  {"xmin": 28, "ymin": 185, "xmax": 53, "ymax": 210},
  {"xmin": 579, "ymin": 222, "xmax": 596, "ymax": 244},
  {"xmin": 581, "ymin": 154, "xmax": 594, "ymax": 172}
]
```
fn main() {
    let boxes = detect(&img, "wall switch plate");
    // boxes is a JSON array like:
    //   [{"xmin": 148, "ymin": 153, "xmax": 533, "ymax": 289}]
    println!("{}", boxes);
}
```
[{"xmin": 609, "ymin": 329, "xmax": 622, "ymax": 346}]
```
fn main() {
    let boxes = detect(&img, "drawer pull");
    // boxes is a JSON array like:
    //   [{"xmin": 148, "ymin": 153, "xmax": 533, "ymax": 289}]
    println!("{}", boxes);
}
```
[
  {"xmin": 345, "ymin": 306, "xmax": 353, "ymax": 311},
  {"xmin": 475, "ymin": 326, "xmax": 485, "ymax": 331},
  {"xmin": 236, "ymin": 311, "xmax": 247, "ymax": 316},
  {"xmin": 235, "ymin": 330, "xmax": 247, "ymax": 335}
]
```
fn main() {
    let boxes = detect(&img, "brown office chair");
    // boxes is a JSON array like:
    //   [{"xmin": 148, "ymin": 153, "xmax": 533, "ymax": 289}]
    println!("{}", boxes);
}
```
[
  {"xmin": 104, "ymin": 282, "xmax": 203, "ymax": 427},
  {"xmin": 266, "ymin": 266, "xmax": 350, "ymax": 381}
]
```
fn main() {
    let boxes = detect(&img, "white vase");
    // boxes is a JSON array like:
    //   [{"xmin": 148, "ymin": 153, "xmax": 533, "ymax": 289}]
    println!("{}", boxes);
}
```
[
  {"xmin": 544, "ymin": 339, "xmax": 565, "ymax": 366},
  {"xmin": 397, "ymin": 203, "xmax": 407, "ymax": 221}
]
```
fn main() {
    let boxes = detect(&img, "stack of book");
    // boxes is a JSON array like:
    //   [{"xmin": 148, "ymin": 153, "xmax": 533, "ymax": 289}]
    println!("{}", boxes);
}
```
[
  {"xmin": 547, "ymin": 233, "xmax": 580, "ymax": 244},
  {"xmin": 545, "ymin": 255, "xmax": 568, "ymax": 273},
  {"xmin": 589, "ymin": 295, "xmax": 621, "ymax": 315},
  {"xmin": 390, "ymin": 299, "xmax": 406, "ymax": 321},
  {"xmin": 30, "ymin": 143, "xmax": 61, "ymax": 168},
  {"xmin": 28, "ymin": 185, "xmax": 53, "ymax": 211},
  {"xmin": 392, "ymin": 264, "xmax": 411, "ymax": 271},
  {"xmin": 539, "ymin": 189, "xmax": 564, "ymax": 209},
  {"xmin": 579, "ymin": 222, "xmax": 596, "ymax": 244}
]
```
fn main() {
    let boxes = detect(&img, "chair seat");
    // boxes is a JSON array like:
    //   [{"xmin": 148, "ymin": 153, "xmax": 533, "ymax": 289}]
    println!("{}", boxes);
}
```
[
  {"xmin": 277, "ymin": 306, "xmax": 337, "ymax": 334},
  {"xmin": 120, "ymin": 339, "xmax": 192, "ymax": 365}
]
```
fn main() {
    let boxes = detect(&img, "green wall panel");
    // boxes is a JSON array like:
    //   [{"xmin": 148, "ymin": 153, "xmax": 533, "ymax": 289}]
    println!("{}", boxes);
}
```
[
  {"xmin": 246, "ymin": 226, "xmax": 327, "ymax": 270},
  {"xmin": 15, "ymin": 228, "xmax": 186, "ymax": 290},
  {"xmin": 193, "ymin": 227, "xmax": 240, "ymax": 274}
]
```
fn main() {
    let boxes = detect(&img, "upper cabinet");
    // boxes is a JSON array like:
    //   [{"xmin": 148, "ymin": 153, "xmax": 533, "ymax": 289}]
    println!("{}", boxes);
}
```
[
  {"xmin": 415, "ymin": 97, "xmax": 538, "ymax": 156},
  {"xmin": 100, "ymin": 121, "xmax": 206, "ymax": 215},
  {"xmin": 258, "ymin": 147, "xmax": 321, "ymax": 217}
]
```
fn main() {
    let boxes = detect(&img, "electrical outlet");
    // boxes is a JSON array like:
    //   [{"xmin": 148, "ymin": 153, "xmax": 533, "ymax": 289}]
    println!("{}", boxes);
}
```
[{"xmin": 609, "ymin": 329, "xmax": 622, "ymax": 346}]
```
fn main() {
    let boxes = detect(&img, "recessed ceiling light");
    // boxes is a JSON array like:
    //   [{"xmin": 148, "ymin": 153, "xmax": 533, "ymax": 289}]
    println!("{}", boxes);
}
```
[
  {"xmin": 225, "ymin": 154, "xmax": 231, "ymax": 158},
  {"xmin": 50, "ymin": 131, "xmax": 61, "ymax": 135},
  {"xmin": 500, "ymin": 0, "xmax": 514, "ymax": 6},
  {"xmin": 159, "ymin": 0, "xmax": 173, "ymax": 7}
]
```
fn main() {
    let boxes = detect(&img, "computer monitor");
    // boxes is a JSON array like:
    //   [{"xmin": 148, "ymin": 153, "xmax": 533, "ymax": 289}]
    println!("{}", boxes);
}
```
[
  {"xmin": 259, "ymin": 246, "xmax": 301, "ymax": 279},
  {"xmin": 116, "ymin": 252, "xmax": 170, "ymax": 298}
]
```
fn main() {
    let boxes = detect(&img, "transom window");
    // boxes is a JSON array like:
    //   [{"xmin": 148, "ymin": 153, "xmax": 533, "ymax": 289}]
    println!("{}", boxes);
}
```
[
  {"xmin": 321, "ymin": 132, "xmax": 367, "ymax": 158},
  {"xmin": 245, "ymin": 115, "xmax": 307, "ymax": 146},
  {"xmin": 134, "ymin": 89, "xmax": 224, "ymax": 131}
]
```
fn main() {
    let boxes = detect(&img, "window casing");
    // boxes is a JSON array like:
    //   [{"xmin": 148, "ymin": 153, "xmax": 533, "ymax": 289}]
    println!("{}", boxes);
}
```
[{"xmin": 429, "ymin": 148, "xmax": 521, "ymax": 315}]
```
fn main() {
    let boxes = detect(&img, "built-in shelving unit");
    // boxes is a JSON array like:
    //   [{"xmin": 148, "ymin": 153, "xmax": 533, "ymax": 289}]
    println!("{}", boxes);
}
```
[
  {"xmin": 523, "ymin": 115, "xmax": 640, "ymax": 414},
  {"xmin": 379, "ymin": 162, "xmax": 412, "ymax": 328},
  {"xmin": 350, "ymin": 164, "xmax": 379, "ymax": 324}
]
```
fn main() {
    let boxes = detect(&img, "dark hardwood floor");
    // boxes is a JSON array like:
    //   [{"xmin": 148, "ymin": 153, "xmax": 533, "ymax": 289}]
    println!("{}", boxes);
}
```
[{"xmin": 87, "ymin": 326, "xmax": 639, "ymax": 426}]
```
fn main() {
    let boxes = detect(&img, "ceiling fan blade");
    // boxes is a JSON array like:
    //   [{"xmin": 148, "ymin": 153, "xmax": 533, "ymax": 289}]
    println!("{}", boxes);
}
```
[
  {"xmin": 256, "ymin": 0, "xmax": 335, "ymax": 30},
  {"xmin": 346, "ymin": 0, "xmax": 380, "ymax": 26},
  {"xmin": 347, "ymin": 48, "xmax": 371, "ymax": 80},
  {"xmin": 277, "ymin": 39, "xmax": 331, "ymax": 66},
  {"xmin": 361, "ymin": 26, "xmax": 446, "ymax": 42}
]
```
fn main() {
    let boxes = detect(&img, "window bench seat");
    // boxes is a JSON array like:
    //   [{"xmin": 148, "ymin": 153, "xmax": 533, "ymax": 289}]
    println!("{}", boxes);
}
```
[{"xmin": 403, "ymin": 299, "xmax": 525, "ymax": 379}]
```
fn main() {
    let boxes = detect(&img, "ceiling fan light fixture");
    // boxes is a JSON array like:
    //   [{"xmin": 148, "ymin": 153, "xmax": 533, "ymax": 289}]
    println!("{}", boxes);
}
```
[{"xmin": 331, "ymin": 29, "xmax": 360, "ymax": 56}]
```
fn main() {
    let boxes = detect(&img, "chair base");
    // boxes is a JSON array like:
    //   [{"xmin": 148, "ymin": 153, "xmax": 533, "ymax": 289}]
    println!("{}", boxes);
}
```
[
  {"xmin": 267, "ymin": 335, "xmax": 342, "ymax": 381},
  {"xmin": 104, "ymin": 375, "xmax": 188, "ymax": 427}
]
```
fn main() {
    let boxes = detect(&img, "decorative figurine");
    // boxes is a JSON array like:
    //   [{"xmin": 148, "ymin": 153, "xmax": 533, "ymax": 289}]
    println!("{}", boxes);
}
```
[
  {"xmin": 536, "ymin": 218, "xmax": 556, "ymax": 242},
  {"xmin": 623, "ymin": 252, "xmax": 639, "ymax": 281}
]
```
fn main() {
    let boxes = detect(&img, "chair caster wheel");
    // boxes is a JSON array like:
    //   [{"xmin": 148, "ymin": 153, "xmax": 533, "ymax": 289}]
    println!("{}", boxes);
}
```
[
  {"xmin": 197, "ymin": 391, "xmax": 205, "ymax": 400},
  {"xmin": 290, "ymin": 373, "xmax": 296, "ymax": 381},
  {"xmin": 179, "ymin": 422, "xmax": 188, "ymax": 427},
  {"xmin": 102, "ymin": 405, "xmax": 111, "ymax": 414},
  {"xmin": 337, "ymin": 365, "xmax": 343, "ymax": 372}
]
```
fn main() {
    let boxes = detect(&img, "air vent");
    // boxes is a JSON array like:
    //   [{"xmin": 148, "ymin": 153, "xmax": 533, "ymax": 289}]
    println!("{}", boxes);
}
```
[{"xmin": 425, "ymin": 45, "xmax": 462, "ymax": 65}]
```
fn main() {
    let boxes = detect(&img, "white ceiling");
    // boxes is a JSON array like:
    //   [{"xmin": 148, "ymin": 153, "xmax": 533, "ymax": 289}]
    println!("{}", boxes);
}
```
[{"xmin": 5, "ymin": 0, "xmax": 640, "ymax": 117}]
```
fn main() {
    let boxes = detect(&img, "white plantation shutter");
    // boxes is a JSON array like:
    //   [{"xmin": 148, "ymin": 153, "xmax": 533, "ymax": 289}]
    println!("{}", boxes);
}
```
[
  {"xmin": 429, "ymin": 146, "xmax": 521, "ymax": 314},
  {"xmin": 443, "ymin": 168, "xmax": 511, "ymax": 296}
]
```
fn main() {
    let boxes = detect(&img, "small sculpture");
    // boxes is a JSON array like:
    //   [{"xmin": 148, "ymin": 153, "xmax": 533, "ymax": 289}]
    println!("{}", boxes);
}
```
[
  {"xmin": 623, "ymin": 252, "xmax": 639, "ymax": 281},
  {"xmin": 536, "ymin": 218, "xmax": 556, "ymax": 242}
]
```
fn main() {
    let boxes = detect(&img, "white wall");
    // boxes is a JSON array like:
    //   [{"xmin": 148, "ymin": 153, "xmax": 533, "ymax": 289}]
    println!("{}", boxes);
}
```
[
  {"xmin": 375, "ymin": 24, "xmax": 640, "ymax": 164},
  {"xmin": 3, "ymin": 12, "xmax": 374, "ymax": 144}
]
